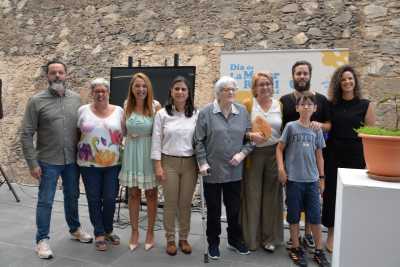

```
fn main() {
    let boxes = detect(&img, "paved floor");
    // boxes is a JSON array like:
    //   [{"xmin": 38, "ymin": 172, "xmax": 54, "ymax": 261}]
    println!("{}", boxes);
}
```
[{"xmin": 0, "ymin": 183, "xmax": 330, "ymax": 267}]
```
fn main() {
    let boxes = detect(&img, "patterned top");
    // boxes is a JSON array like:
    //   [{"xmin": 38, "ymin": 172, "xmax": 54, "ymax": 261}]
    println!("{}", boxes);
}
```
[{"xmin": 77, "ymin": 104, "xmax": 124, "ymax": 167}]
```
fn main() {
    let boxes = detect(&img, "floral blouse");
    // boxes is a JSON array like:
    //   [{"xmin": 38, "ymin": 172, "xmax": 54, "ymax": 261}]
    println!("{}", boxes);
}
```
[{"xmin": 77, "ymin": 104, "xmax": 124, "ymax": 167}]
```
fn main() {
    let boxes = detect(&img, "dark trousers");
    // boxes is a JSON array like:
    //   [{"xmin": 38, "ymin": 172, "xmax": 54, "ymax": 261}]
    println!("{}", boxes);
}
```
[
  {"xmin": 204, "ymin": 180, "xmax": 243, "ymax": 246},
  {"xmin": 80, "ymin": 165, "xmax": 120, "ymax": 237}
]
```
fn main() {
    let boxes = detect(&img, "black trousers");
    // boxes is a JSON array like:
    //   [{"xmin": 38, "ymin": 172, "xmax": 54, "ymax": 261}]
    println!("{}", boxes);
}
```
[{"xmin": 204, "ymin": 180, "xmax": 243, "ymax": 246}]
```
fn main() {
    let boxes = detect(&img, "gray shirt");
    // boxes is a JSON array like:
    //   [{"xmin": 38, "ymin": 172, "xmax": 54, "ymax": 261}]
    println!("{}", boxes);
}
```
[
  {"xmin": 280, "ymin": 121, "xmax": 325, "ymax": 182},
  {"xmin": 20, "ymin": 88, "xmax": 81, "ymax": 169},
  {"xmin": 194, "ymin": 100, "xmax": 254, "ymax": 183}
]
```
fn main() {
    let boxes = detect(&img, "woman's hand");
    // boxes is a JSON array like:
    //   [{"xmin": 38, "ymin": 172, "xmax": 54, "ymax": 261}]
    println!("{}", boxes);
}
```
[
  {"xmin": 250, "ymin": 132, "xmax": 267, "ymax": 144},
  {"xmin": 310, "ymin": 121, "xmax": 322, "ymax": 131},
  {"xmin": 199, "ymin": 163, "xmax": 211, "ymax": 176},
  {"xmin": 278, "ymin": 168, "xmax": 288, "ymax": 185},
  {"xmin": 229, "ymin": 152, "xmax": 246, "ymax": 166},
  {"xmin": 154, "ymin": 161, "xmax": 166, "ymax": 181}
]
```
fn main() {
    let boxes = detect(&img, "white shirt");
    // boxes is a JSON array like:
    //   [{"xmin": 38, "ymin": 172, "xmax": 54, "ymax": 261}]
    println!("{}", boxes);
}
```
[
  {"xmin": 151, "ymin": 108, "xmax": 198, "ymax": 160},
  {"xmin": 251, "ymin": 98, "xmax": 282, "ymax": 147}
]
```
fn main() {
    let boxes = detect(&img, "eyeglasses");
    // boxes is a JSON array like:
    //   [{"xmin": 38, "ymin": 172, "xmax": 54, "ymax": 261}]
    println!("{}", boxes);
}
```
[
  {"xmin": 222, "ymin": 87, "xmax": 236, "ymax": 93},
  {"xmin": 93, "ymin": 90, "xmax": 108, "ymax": 95}
]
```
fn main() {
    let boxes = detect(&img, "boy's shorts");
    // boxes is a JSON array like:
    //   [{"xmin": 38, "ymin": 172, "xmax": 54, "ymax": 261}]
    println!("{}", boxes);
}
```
[{"xmin": 286, "ymin": 181, "xmax": 321, "ymax": 225}]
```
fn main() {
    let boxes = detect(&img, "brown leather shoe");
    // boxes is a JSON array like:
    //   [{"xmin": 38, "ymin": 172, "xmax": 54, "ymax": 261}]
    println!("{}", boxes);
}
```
[
  {"xmin": 166, "ymin": 241, "xmax": 177, "ymax": 256},
  {"xmin": 179, "ymin": 240, "xmax": 192, "ymax": 254}
]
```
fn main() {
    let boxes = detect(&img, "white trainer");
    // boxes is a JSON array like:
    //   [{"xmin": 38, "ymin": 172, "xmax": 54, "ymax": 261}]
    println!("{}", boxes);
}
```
[
  {"xmin": 70, "ymin": 228, "xmax": 93, "ymax": 243},
  {"xmin": 36, "ymin": 239, "xmax": 53, "ymax": 259}
]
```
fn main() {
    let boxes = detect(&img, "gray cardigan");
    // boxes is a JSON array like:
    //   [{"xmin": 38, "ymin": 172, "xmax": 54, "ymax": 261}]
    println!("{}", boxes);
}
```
[{"xmin": 194, "ymin": 101, "xmax": 254, "ymax": 183}]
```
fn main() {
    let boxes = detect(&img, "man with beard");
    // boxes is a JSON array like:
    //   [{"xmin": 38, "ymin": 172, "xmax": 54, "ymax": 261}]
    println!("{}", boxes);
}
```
[
  {"xmin": 21, "ymin": 60, "xmax": 92, "ymax": 259},
  {"xmin": 279, "ymin": 60, "xmax": 331, "ymax": 252}
]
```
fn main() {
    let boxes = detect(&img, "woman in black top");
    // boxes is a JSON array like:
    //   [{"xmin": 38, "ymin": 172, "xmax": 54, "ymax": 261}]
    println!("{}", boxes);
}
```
[{"xmin": 322, "ymin": 65, "xmax": 375, "ymax": 253}]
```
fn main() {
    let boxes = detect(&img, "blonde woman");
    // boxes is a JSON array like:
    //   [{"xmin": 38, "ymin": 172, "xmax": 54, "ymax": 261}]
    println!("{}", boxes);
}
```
[
  {"xmin": 119, "ymin": 73, "xmax": 160, "ymax": 251},
  {"xmin": 241, "ymin": 72, "xmax": 283, "ymax": 252}
]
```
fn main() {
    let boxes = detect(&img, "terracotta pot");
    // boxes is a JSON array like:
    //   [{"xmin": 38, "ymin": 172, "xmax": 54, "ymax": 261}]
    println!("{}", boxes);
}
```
[{"xmin": 359, "ymin": 133, "xmax": 400, "ymax": 181}]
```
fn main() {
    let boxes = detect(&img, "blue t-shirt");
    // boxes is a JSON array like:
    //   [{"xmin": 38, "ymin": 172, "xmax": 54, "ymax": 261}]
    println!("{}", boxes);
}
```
[{"xmin": 280, "ymin": 121, "xmax": 326, "ymax": 182}]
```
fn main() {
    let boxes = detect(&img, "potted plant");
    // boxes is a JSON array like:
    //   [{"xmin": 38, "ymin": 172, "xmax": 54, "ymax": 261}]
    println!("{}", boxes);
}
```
[{"xmin": 357, "ymin": 95, "xmax": 400, "ymax": 181}]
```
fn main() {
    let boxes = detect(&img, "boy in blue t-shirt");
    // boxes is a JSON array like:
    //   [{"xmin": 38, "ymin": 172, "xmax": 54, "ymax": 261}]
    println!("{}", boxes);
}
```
[{"xmin": 276, "ymin": 92, "xmax": 330, "ymax": 267}]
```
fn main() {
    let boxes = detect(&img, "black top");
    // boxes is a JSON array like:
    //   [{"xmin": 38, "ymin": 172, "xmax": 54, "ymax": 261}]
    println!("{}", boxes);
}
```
[
  {"xmin": 280, "ymin": 92, "xmax": 331, "ymax": 131},
  {"xmin": 329, "ymin": 98, "xmax": 370, "ymax": 140}
]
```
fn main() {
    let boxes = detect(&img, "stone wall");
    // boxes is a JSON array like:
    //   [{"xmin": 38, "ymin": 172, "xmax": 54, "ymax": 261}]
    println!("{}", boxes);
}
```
[{"xmin": 0, "ymin": 0, "xmax": 399, "ymax": 183}]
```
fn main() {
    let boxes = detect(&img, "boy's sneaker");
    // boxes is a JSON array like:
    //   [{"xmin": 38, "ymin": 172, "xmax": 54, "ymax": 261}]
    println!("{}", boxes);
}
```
[
  {"xmin": 36, "ymin": 239, "xmax": 53, "ymax": 259},
  {"xmin": 227, "ymin": 241, "xmax": 250, "ymax": 255},
  {"xmin": 208, "ymin": 245, "xmax": 221, "ymax": 260},
  {"xmin": 289, "ymin": 247, "xmax": 308, "ymax": 267},
  {"xmin": 286, "ymin": 237, "xmax": 302, "ymax": 250},
  {"xmin": 303, "ymin": 234, "xmax": 315, "ymax": 249},
  {"xmin": 70, "ymin": 228, "xmax": 93, "ymax": 243},
  {"xmin": 313, "ymin": 249, "xmax": 330, "ymax": 267}
]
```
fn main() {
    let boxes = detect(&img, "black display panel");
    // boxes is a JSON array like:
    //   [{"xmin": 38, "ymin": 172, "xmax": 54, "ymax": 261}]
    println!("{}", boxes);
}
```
[{"xmin": 110, "ymin": 66, "xmax": 196, "ymax": 108}]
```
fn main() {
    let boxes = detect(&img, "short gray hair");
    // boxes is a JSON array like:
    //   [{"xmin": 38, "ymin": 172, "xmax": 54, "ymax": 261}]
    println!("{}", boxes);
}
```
[
  {"xmin": 90, "ymin": 78, "xmax": 110, "ymax": 91},
  {"xmin": 214, "ymin": 76, "xmax": 237, "ymax": 98}
]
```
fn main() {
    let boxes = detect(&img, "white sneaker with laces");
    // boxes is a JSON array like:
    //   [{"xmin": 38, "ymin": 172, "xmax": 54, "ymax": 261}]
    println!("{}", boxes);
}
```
[
  {"xmin": 70, "ymin": 228, "xmax": 93, "ymax": 243},
  {"xmin": 36, "ymin": 239, "xmax": 53, "ymax": 259}
]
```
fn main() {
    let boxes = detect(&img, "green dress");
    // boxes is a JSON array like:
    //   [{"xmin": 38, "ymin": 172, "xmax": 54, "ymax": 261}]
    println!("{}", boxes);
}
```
[{"xmin": 119, "ymin": 112, "xmax": 157, "ymax": 189}]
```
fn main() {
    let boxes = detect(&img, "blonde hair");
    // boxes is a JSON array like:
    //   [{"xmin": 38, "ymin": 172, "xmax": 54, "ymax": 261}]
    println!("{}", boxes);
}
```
[
  {"xmin": 251, "ymin": 72, "xmax": 273, "ymax": 97},
  {"xmin": 125, "ymin": 73, "xmax": 155, "ymax": 117}
]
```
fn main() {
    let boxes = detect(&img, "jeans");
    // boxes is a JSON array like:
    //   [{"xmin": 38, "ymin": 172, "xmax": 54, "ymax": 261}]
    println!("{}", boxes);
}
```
[
  {"xmin": 36, "ymin": 162, "xmax": 81, "ymax": 243},
  {"xmin": 286, "ymin": 181, "xmax": 321, "ymax": 225},
  {"xmin": 203, "ymin": 180, "xmax": 243, "ymax": 246},
  {"xmin": 80, "ymin": 165, "xmax": 120, "ymax": 237}
]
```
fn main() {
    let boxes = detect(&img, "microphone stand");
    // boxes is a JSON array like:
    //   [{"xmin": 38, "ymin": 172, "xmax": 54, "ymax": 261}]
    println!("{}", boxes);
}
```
[{"xmin": 0, "ymin": 78, "xmax": 20, "ymax": 202}]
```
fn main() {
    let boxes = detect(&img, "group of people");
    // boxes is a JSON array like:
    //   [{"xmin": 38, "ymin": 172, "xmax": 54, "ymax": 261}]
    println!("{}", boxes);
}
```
[{"xmin": 20, "ymin": 59, "xmax": 375, "ymax": 267}]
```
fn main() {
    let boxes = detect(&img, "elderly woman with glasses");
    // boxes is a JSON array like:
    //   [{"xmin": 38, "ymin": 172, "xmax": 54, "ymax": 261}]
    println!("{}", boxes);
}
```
[
  {"xmin": 194, "ymin": 76, "xmax": 254, "ymax": 260},
  {"xmin": 77, "ymin": 78, "xmax": 124, "ymax": 251}
]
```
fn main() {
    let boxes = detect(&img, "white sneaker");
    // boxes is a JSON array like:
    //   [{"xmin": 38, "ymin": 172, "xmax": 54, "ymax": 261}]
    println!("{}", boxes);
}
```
[
  {"xmin": 70, "ymin": 228, "xmax": 93, "ymax": 243},
  {"xmin": 36, "ymin": 239, "xmax": 53, "ymax": 259}
]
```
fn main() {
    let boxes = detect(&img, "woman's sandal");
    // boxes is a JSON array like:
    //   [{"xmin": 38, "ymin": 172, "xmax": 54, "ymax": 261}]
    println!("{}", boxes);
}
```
[
  {"xmin": 95, "ymin": 240, "xmax": 107, "ymax": 251},
  {"xmin": 325, "ymin": 245, "xmax": 333, "ymax": 254},
  {"xmin": 105, "ymin": 233, "xmax": 120, "ymax": 245}
]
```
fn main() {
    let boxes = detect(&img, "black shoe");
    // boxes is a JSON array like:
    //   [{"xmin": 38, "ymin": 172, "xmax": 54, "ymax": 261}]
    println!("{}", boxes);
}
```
[
  {"xmin": 303, "ymin": 234, "xmax": 316, "ymax": 249},
  {"xmin": 289, "ymin": 247, "xmax": 308, "ymax": 267},
  {"xmin": 208, "ymin": 245, "xmax": 220, "ymax": 260},
  {"xmin": 227, "ymin": 241, "xmax": 250, "ymax": 255},
  {"xmin": 314, "ymin": 249, "xmax": 330, "ymax": 267},
  {"xmin": 286, "ymin": 237, "xmax": 302, "ymax": 250}
]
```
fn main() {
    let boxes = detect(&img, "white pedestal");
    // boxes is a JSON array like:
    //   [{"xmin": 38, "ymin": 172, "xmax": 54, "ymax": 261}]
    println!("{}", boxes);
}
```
[{"xmin": 333, "ymin": 168, "xmax": 400, "ymax": 267}]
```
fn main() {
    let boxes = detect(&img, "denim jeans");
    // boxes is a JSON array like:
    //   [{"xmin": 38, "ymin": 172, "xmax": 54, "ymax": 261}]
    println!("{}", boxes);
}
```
[
  {"xmin": 36, "ymin": 162, "xmax": 81, "ymax": 243},
  {"xmin": 80, "ymin": 165, "xmax": 120, "ymax": 237}
]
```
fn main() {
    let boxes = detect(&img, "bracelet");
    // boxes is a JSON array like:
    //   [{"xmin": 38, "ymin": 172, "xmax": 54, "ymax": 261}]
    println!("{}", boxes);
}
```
[{"xmin": 319, "ymin": 175, "xmax": 325, "ymax": 179}]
